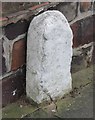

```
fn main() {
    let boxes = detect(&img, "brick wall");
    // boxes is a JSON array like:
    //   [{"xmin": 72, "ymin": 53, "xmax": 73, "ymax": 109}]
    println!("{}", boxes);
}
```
[{"xmin": 1, "ymin": 2, "xmax": 95, "ymax": 106}]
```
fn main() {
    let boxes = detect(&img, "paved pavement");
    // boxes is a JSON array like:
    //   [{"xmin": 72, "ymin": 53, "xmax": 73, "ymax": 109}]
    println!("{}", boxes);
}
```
[{"xmin": 2, "ymin": 65, "xmax": 94, "ymax": 119}]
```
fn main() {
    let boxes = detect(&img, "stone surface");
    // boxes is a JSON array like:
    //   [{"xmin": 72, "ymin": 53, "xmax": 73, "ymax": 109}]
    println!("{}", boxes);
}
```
[
  {"xmin": 24, "ymin": 109, "xmax": 56, "ymax": 118},
  {"xmin": 26, "ymin": 10, "xmax": 73, "ymax": 104},
  {"xmin": 56, "ymin": 83, "xmax": 93, "ymax": 118}
]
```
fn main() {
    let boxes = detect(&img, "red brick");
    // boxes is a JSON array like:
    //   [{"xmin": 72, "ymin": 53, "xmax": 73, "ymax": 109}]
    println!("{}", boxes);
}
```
[
  {"xmin": 2, "ymin": 2, "xmax": 39, "ymax": 16},
  {"xmin": 0, "ymin": 17, "xmax": 8, "ymax": 22},
  {"xmin": 29, "ymin": 2, "xmax": 49, "ymax": 11},
  {"xmin": 71, "ymin": 21, "xmax": 81, "ymax": 48},
  {"xmin": 80, "ymin": 1, "xmax": 92, "ymax": 12},
  {"xmin": 11, "ymin": 39, "xmax": 26, "ymax": 71},
  {"xmin": 71, "ymin": 15, "xmax": 94, "ymax": 48}
]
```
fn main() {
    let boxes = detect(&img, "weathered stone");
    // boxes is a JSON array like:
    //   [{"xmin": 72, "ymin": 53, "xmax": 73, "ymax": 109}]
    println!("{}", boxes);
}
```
[{"xmin": 26, "ymin": 10, "xmax": 73, "ymax": 104}]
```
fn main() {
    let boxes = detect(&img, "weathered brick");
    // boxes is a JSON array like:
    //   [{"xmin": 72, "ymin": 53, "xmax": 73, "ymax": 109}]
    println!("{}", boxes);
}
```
[
  {"xmin": 1, "ymin": 67, "xmax": 26, "ymax": 107},
  {"xmin": 80, "ymin": 16, "xmax": 94, "ymax": 43},
  {"xmin": 11, "ymin": 39, "xmax": 26, "ymax": 71},
  {"xmin": 71, "ymin": 21, "xmax": 81, "ymax": 48},
  {"xmin": 71, "ymin": 15, "xmax": 94, "ymax": 48},
  {"xmin": 93, "ymin": 15, "xmax": 95, "ymax": 41},
  {"xmin": 48, "ymin": 2, "xmax": 77, "ymax": 22},
  {"xmin": 2, "ymin": 2, "xmax": 39, "ymax": 16},
  {"xmin": 2, "ymin": 56, "xmax": 7, "ymax": 74},
  {"xmin": 80, "ymin": 1, "xmax": 92, "ymax": 12},
  {"xmin": 29, "ymin": 2, "xmax": 49, "ymax": 11},
  {"xmin": 4, "ymin": 20, "xmax": 29, "ymax": 40}
]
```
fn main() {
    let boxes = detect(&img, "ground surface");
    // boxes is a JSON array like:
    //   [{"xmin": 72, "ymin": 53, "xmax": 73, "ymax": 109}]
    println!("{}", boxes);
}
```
[{"xmin": 2, "ymin": 65, "xmax": 94, "ymax": 119}]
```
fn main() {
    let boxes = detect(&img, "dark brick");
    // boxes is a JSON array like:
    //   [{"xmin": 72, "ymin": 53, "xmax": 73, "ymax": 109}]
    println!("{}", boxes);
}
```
[
  {"xmin": 81, "ymin": 16, "xmax": 94, "ymax": 44},
  {"xmin": 4, "ymin": 20, "xmax": 29, "ymax": 40},
  {"xmin": 71, "ymin": 21, "xmax": 81, "ymax": 48},
  {"xmin": 2, "ymin": 56, "xmax": 7, "ymax": 74},
  {"xmin": 1, "ymin": 67, "xmax": 26, "ymax": 107},
  {"xmin": 71, "ymin": 15, "xmax": 94, "ymax": 48},
  {"xmin": 11, "ymin": 39, "xmax": 26, "ymax": 71},
  {"xmin": 48, "ymin": 2, "xmax": 77, "ymax": 22}
]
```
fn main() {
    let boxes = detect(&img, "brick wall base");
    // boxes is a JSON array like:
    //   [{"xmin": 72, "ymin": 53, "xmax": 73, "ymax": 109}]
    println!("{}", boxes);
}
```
[
  {"xmin": 1, "ymin": 66, "xmax": 26, "ymax": 107},
  {"xmin": 1, "ymin": 2, "xmax": 95, "ymax": 106}
]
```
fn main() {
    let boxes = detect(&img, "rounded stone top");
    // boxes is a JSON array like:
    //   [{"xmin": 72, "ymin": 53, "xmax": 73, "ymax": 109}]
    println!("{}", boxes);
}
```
[{"xmin": 28, "ymin": 10, "xmax": 73, "ymax": 42}]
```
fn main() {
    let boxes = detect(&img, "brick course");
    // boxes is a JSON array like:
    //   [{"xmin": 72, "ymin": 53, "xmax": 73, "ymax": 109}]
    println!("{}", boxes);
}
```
[
  {"xmin": 11, "ymin": 39, "xmax": 26, "ymax": 71},
  {"xmin": 71, "ymin": 15, "xmax": 94, "ymax": 48}
]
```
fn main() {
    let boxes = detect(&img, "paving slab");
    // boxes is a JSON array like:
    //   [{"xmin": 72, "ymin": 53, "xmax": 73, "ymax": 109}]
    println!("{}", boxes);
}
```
[
  {"xmin": 23, "ymin": 108, "xmax": 57, "ymax": 118},
  {"xmin": 72, "ymin": 65, "xmax": 93, "ymax": 89},
  {"xmin": 55, "ymin": 83, "xmax": 93, "ymax": 118}
]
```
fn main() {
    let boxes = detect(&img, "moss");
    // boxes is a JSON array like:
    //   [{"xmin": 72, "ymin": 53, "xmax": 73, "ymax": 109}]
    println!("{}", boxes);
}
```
[
  {"xmin": 72, "ymin": 65, "xmax": 93, "ymax": 89},
  {"xmin": 2, "ymin": 102, "xmax": 37, "ymax": 118}
]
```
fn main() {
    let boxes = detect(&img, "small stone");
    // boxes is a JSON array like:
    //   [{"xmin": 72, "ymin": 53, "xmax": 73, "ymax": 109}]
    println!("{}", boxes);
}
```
[{"xmin": 20, "ymin": 105, "xmax": 23, "ymax": 108}]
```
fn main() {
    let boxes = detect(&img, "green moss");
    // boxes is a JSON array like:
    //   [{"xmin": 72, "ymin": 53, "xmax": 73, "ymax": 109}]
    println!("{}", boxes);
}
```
[
  {"xmin": 72, "ymin": 65, "xmax": 93, "ymax": 89},
  {"xmin": 2, "ymin": 102, "xmax": 37, "ymax": 118}
]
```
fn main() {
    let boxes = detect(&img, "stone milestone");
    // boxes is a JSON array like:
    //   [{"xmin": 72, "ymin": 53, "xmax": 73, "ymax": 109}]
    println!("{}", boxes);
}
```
[{"xmin": 26, "ymin": 10, "xmax": 73, "ymax": 103}]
